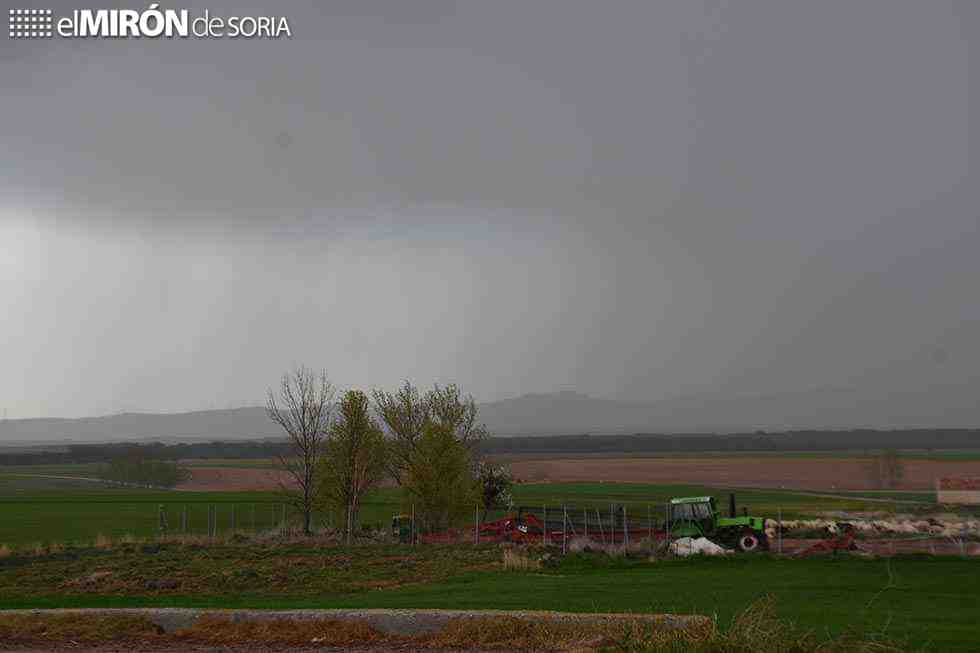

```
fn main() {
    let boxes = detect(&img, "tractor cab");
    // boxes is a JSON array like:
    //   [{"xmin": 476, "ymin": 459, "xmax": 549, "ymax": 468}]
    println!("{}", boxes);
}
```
[
  {"xmin": 668, "ymin": 496, "xmax": 717, "ymax": 538},
  {"xmin": 391, "ymin": 514, "xmax": 413, "ymax": 543}
]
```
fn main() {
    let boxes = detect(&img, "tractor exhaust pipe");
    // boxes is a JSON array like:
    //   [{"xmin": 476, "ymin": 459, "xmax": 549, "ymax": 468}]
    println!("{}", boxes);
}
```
[{"xmin": 729, "ymin": 493, "xmax": 736, "ymax": 518}]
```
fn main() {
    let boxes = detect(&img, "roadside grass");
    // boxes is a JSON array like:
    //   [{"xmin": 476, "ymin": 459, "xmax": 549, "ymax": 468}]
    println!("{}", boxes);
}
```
[
  {"xmin": 0, "ymin": 541, "xmax": 975, "ymax": 651},
  {"xmin": 0, "ymin": 612, "xmax": 164, "ymax": 644},
  {"xmin": 176, "ymin": 614, "xmax": 387, "ymax": 647},
  {"xmin": 0, "ymin": 597, "xmax": 914, "ymax": 652}
]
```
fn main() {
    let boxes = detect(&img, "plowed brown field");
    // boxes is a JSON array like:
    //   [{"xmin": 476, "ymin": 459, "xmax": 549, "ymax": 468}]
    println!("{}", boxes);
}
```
[
  {"xmin": 507, "ymin": 456, "xmax": 978, "ymax": 490},
  {"xmin": 179, "ymin": 457, "xmax": 977, "ymax": 491},
  {"xmin": 177, "ymin": 467, "xmax": 291, "ymax": 491}
]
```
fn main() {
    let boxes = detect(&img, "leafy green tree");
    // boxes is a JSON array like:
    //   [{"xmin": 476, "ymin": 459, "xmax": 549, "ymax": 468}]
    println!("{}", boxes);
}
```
[
  {"xmin": 318, "ymin": 390, "xmax": 388, "ymax": 541},
  {"xmin": 427, "ymin": 383, "xmax": 489, "ymax": 451},
  {"xmin": 402, "ymin": 422, "xmax": 480, "ymax": 532},
  {"xmin": 372, "ymin": 381, "xmax": 429, "ymax": 485},
  {"xmin": 374, "ymin": 382, "xmax": 489, "ymax": 485}
]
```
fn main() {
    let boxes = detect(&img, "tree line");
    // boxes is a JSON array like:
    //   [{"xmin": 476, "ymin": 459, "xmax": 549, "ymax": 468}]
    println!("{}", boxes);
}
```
[
  {"xmin": 0, "ymin": 441, "xmax": 288, "ymax": 467},
  {"xmin": 267, "ymin": 367, "xmax": 513, "ymax": 538},
  {"xmin": 482, "ymin": 429, "xmax": 980, "ymax": 455},
  {"xmin": 3, "ymin": 427, "xmax": 975, "ymax": 469}
]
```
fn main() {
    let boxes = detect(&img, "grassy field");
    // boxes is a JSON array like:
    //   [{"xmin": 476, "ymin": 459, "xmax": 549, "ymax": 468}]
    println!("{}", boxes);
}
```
[
  {"xmin": 0, "ymin": 469, "xmax": 930, "ymax": 548},
  {"xmin": 0, "ymin": 467, "xmax": 973, "ymax": 651},
  {"xmin": 0, "ymin": 541, "xmax": 976, "ymax": 651}
]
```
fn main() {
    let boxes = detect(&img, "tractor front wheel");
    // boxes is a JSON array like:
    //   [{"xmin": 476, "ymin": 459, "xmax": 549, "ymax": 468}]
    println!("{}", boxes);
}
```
[{"xmin": 737, "ymin": 531, "xmax": 764, "ymax": 552}]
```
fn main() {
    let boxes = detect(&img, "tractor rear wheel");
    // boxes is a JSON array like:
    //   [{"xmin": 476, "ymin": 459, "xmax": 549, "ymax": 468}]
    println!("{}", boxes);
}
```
[{"xmin": 737, "ymin": 531, "xmax": 763, "ymax": 552}]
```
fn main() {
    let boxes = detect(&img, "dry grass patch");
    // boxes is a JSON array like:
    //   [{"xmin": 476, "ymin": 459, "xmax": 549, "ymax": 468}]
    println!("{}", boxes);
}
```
[
  {"xmin": 0, "ymin": 613, "xmax": 163, "ymax": 645},
  {"xmin": 176, "ymin": 615, "xmax": 387, "ymax": 647},
  {"xmin": 62, "ymin": 570, "xmax": 114, "ymax": 591},
  {"xmin": 428, "ymin": 615, "xmax": 636, "ymax": 651},
  {"xmin": 92, "ymin": 533, "xmax": 113, "ymax": 549},
  {"xmin": 502, "ymin": 547, "xmax": 542, "ymax": 570},
  {"xmin": 0, "ymin": 604, "xmax": 915, "ymax": 652}
]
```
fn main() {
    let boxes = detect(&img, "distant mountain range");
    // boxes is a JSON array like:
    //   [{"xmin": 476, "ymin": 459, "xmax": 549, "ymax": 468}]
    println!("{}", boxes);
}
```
[
  {"xmin": 477, "ymin": 387, "xmax": 979, "ymax": 435},
  {"xmin": 1, "ymin": 387, "xmax": 977, "ymax": 444}
]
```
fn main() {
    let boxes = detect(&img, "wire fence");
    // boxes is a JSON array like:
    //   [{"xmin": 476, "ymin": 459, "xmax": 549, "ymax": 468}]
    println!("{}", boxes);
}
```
[
  {"xmin": 154, "ymin": 503, "xmax": 294, "ymax": 537},
  {"xmin": 31, "ymin": 497, "xmax": 975, "ymax": 557},
  {"xmin": 147, "ymin": 500, "xmax": 683, "ymax": 543}
]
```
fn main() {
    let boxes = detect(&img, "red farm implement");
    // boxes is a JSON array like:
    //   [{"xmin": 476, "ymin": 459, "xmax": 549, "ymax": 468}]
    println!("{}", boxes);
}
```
[
  {"xmin": 793, "ymin": 523, "xmax": 864, "ymax": 556},
  {"xmin": 417, "ymin": 506, "xmax": 660, "ymax": 546}
]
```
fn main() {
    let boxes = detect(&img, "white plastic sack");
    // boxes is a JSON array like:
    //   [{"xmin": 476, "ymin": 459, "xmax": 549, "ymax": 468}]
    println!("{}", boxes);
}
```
[{"xmin": 669, "ymin": 536, "xmax": 732, "ymax": 556}]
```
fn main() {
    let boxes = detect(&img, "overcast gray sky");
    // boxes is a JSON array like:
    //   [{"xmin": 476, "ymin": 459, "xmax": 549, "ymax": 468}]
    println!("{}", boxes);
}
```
[{"xmin": 1, "ymin": 0, "xmax": 977, "ymax": 421}]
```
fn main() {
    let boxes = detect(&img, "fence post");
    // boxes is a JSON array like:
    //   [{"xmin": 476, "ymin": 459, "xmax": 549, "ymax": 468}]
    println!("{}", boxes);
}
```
[
  {"xmin": 623, "ymin": 505, "xmax": 629, "ymax": 549},
  {"xmin": 777, "ymin": 508, "xmax": 782, "ymax": 555},
  {"xmin": 475, "ymin": 506, "xmax": 480, "ymax": 545},
  {"xmin": 596, "ymin": 508, "xmax": 604, "ymax": 543},
  {"xmin": 647, "ymin": 504, "xmax": 652, "ymax": 553},
  {"xmin": 665, "ymin": 501, "xmax": 671, "ymax": 553},
  {"xmin": 607, "ymin": 503, "xmax": 612, "ymax": 543},
  {"xmin": 561, "ymin": 506, "xmax": 567, "ymax": 554},
  {"xmin": 543, "ymin": 505, "xmax": 548, "ymax": 545}
]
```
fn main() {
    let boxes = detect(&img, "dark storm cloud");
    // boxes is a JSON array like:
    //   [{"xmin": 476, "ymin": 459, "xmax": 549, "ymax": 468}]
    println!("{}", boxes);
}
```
[{"xmin": 0, "ymin": 1, "xmax": 977, "ymax": 425}]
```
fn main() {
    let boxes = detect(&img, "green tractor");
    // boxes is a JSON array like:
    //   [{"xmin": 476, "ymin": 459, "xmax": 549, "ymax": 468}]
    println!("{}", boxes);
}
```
[
  {"xmin": 391, "ymin": 514, "xmax": 413, "ymax": 544},
  {"xmin": 667, "ymin": 494, "xmax": 768, "ymax": 552}
]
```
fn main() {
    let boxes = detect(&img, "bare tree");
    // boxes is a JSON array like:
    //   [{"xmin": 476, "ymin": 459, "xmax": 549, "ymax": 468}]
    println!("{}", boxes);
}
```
[
  {"xmin": 267, "ymin": 366, "xmax": 334, "ymax": 535},
  {"xmin": 373, "ymin": 381, "xmax": 430, "ymax": 484}
]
